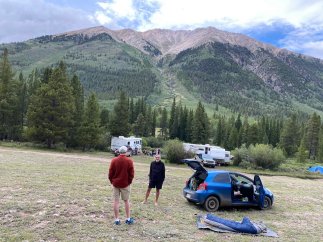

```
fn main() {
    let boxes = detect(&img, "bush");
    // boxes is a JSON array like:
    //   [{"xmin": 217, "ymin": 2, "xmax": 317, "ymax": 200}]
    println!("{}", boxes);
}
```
[
  {"xmin": 143, "ymin": 136, "xmax": 165, "ymax": 148},
  {"xmin": 249, "ymin": 144, "xmax": 285, "ymax": 170},
  {"xmin": 164, "ymin": 139, "xmax": 185, "ymax": 163},
  {"xmin": 232, "ymin": 144, "xmax": 249, "ymax": 166},
  {"xmin": 232, "ymin": 144, "xmax": 286, "ymax": 170}
]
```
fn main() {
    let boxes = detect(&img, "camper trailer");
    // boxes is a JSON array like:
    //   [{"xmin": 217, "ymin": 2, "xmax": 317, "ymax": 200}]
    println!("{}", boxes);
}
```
[
  {"xmin": 183, "ymin": 143, "xmax": 231, "ymax": 166},
  {"xmin": 111, "ymin": 136, "xmax": 142, "ymax": 154}
]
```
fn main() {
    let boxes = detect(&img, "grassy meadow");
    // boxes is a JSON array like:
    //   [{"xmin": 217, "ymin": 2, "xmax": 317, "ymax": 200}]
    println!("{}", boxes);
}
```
[{"xmin": 1, "ymin": 146, "xmax": 323, "ymax": 241}]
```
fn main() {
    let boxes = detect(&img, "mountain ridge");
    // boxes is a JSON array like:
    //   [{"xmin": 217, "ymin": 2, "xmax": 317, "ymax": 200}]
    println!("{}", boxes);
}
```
[
  {"xmin": 55, "ymin": 26, "xmax": 302, "ymax": 58},
  {"xmin": 1, "ymin": 26, "xmax": 323, "ymax": 117}
]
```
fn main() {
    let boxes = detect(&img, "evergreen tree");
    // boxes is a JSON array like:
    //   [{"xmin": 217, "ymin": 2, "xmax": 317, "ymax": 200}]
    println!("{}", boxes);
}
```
[
  {"xmin": 279, "ymin": 114, "xmax": 300, "ymax": 156},
  {"xmin": 192, "ymin": 101, "xmax": 209, "ymax": 144},
  {"xmin": 297, "ymin": 136, "xmax": 307, "ymax": 163},
  {"xmin": 100, "ymin": 108, "xmax": 110, "ymax": 131},
  {"xmin": 109, "ymin": 91, "xmax": 130, "ymax": 136},
  {"xmin": 241, "ymin": 116, "xmax": 249, "ymax": 146},
  {"xmin": 169, "ymin": 97, "xmax": 177, "ymax": 139},
  {"xmin": 227, "ymin": 127, "xmax": 238, "ymax": 151},
  {"xmin": 26, "ymin": 64, "xmax": 75, "ymax": 148},
  {"xmin": 68, "ymin": 75, "xmax": 84, "ymax": 147},
  {"xmin": 159, "ymin": 107, "xmax": 168, "ymax": 139},
  {"xmin": 17, "ymin": 72, "xmax": 28, "ymax": 131},
  {"xmin": 306, "ymin": 112, "xmax": 321, "ymax": 159},
  {"xmin": 317, "ymin": 124, "xmax": 323, "ymax": 162},
  {"xmin": 151, "ymin": 108, "xmax": 157, "ymax": 137},
  {"xmin": 186, "ymin": 109, "xmax": 194, "ymax": 142},
  {"xmin": 0, "ymin": 48, "xmax": 21, "ymax": 140},
  {"xmin": 179, "ymin": 106, "xmax": 188, "ymax": 141},
  {"xmin": 214, "ymin": 117, "xmax": 224, "ymax": 146},
  {"xmin": 79, "ymin": 93, "xmax": 101, "ymax": 150},
  {"xmin": 247, "ymin": 123, "xmax": 259, "ymax": 146},
  {"xmin": 133, "ymin": 113, "xmax": 146, "ymax": 136},
  {"xmin": 129, "ymin": 98, "xmax": 135, "ymax": 124}
]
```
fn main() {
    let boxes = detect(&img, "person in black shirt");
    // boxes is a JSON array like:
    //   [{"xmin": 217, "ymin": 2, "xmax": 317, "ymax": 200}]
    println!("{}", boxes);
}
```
[{"xmin": 142, "ymin": 154, "xmax": 165, "ymax": 206}]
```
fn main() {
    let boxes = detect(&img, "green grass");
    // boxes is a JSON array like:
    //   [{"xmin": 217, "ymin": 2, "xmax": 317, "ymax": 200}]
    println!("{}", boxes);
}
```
[{"xmin": 1, "ymin": 146, "xmax": 323, "ymax": 241}]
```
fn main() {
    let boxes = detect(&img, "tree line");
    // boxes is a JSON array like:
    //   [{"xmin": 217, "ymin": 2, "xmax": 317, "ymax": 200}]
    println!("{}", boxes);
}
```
[{"xmin": 1, "ymin": 49, "xmax": 323, "ymax": 161}]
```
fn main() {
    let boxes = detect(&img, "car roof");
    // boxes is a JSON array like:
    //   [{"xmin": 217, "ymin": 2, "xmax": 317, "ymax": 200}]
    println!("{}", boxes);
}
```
[{"xmin": 208, "ymin": 170, "xmax": 229, "ymax": 175}]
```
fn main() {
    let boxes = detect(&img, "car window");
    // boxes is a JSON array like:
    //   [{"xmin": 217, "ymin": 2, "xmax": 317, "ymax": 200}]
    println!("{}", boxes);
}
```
[
  {"xmin": 230, "ymin": 173, "xmax": 252, "ymax": 185},
  {"xmin": 213, "ymin": 173, "xmax": 230, "ymax": 183}
]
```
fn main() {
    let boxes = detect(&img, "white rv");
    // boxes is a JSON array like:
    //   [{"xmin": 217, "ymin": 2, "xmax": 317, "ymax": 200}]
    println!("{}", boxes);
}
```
[
  {"xmin": 111, "ymin": 136, "xmax": 142, "ymax": 152},
  {"xmin": 183, "ymin": 143, "xmax": 231, "ymax": 165}
]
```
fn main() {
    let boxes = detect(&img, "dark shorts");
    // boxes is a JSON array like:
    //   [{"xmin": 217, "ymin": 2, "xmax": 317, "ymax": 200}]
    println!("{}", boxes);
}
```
[{"xmin": 149, "ymin": 180, "xmax": 163, "ymax": 189}]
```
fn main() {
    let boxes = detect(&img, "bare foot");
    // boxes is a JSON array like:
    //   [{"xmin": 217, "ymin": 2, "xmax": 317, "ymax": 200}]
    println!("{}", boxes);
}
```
[
  {"xmin": 154, "ymin": 202, "xmax": 158, "ymax": 206},
  {"xmin": 141, "ymin": 200, "xmax": 147, "ymax": 204}
]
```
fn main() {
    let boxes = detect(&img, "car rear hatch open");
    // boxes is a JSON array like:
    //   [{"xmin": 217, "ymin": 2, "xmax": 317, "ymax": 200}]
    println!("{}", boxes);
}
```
[{"xmin": 182, "ymin": 159, "xmax": 208, "ymax": 191}]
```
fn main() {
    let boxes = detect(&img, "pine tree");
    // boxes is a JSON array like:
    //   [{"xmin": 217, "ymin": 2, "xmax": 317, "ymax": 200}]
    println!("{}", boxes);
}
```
[
  {"xmin": 17, "ymin": 73, "xmax": 28, "ymax": 127},
  {"xmin": 306, "ymin": 112, "xmax": 321, "ymax": 159},
  {"xmin": 0, "ymin": 48, "xmax": 20, "ymax": 140},
  {"xmin": 151, "ymin": 108, "xmax": 157, "ymax": 137},
  {"xmin": 133, "ymin": 113, "xmax": 146, "ymax": 136},
  {"xmin": 186, "ymin": 109, "xmax": 194, "ymax": 142},
  {"xmin": 100, "ymin": 108, "xmax": 110, "ymax": 131},
  {"xmin": 317, "ymin": 124, "xmax": 323, "ymax": 162},
  {"xmin": 67, "ymin": 75, "xmax": 84, "ymax": 147},
  {"xmin": 297, "ymin": 136, "xmax": 307, "ymax": 163},
  {"xmin": 192, "ymin": 101, "xmax": 209, "ymax": 144},
  {"xmin": 159, "ymin": 107, "xmax": 168, "ymax": 139},
  {"xmin": 169, "ymin": 97, "xmax": 177, "ymax": 139},
  {"xmin": 26, "ymin": 64, "xmax": 75, "ymax": 148},
  {"xmin": 79, "ymin": 93, "xmax": 101, "ymax": 150},
  {"xmin": 109, "ymin": 91, "xmax": 130, "ymax": 136},
  {"xmin": 279, "ymin": 114, "xmax": 300, "ymax": 156}
]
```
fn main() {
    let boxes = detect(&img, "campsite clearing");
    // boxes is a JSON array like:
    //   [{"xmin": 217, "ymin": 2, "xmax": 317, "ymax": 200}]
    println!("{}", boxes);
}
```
[{"xmin": 1, "ymin": 146, "xmax": 323, "ymax": 241}]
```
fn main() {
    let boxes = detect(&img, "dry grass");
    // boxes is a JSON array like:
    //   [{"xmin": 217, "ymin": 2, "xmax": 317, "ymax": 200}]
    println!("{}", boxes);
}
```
[{"xmin": 1, "ymin": 146, "xmax": 323, "ymax": 241}]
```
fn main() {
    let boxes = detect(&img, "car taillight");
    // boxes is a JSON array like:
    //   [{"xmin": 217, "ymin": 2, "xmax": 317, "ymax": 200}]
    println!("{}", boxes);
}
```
[{"xmin": 197, "ymin": 182, "xmax": 207, "ymax": 190}]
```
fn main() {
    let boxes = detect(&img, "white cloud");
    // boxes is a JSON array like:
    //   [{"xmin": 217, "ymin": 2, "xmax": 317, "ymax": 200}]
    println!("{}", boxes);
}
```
[
  {"xmin": 279, "ymin": 26, "xmax": 323, "ymax": 59},
  {"xmin": 0, "ymin": 0, "xmax": 97, "ymax": 43},
  {"xmin": 136, "ymin": 0, "xmax": 323, "ymax": 31},
  {"xmin": 97, "ymin": 0, "xmax": 136, "ymax": 20},
  {"xmin": 94, "ymin": 11, "xmax": 112, "ymax": 25}
]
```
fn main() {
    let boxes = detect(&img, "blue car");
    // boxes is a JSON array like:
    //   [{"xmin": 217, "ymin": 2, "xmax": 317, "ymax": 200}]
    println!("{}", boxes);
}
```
[{"xmin": 182, "ymin": 159, "xmax": 274, "ymax": 212}]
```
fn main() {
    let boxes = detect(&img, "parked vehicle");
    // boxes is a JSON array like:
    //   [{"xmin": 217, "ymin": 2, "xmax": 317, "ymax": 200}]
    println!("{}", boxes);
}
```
[
  {"xmin": 195, "ymin": 153, "xmax": 216, "ymax": 168},
  {"xmin": 111, "ymin": 136, "xmax": 142, "ymax": 154},
  {"xmin": 113, "ymin": 148, "xmax": 132, "ymax": 157},
  {"xmin": 182, "ymin": 159, "xmax": 274, "ymax": 212},
  {"xmin": 183, "ymin": 143, "xmax": 231, "ymax": 165}
]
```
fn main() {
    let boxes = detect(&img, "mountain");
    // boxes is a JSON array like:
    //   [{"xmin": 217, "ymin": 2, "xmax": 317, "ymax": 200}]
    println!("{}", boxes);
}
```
[{"xmin": 1, "ymin": 26, "xmax": 323, "ymax": 117}]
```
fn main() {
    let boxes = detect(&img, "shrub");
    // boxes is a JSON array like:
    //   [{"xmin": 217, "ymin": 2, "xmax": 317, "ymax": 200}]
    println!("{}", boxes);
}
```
[
  {"xmin": 249, "ymin": 144, "xmax": 285, "ymax": 170},
  {"xmin": 232, "ymin": 144, "xmax": 249, "ymax": 166},
  {"xmin": 164, "ymin": 139, "xmax": 185, "ymax": 163},
  {"xmin": 143, "ymin": 136, "xmax": 165, "ymax": 148}
]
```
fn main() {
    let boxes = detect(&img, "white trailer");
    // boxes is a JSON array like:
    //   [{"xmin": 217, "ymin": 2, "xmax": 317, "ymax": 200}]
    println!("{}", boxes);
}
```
[
  {"xmin": 183, "ymin": 143, "xmax": 231, "ymax": 165},
  {"xmin": 111, "ymin": 136, "xmax": 142, "ymax": 152}
]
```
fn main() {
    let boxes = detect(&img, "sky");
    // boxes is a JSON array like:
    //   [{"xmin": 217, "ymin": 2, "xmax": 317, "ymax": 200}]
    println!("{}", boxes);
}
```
[{"xmin": 1, "ymin": 0, "xmax": 323, "ymax": 59}]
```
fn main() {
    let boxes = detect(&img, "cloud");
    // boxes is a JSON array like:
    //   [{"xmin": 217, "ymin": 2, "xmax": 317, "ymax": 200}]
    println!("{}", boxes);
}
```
[
  {"xmin": 94, "ymin": 0, "xmax": 323, "ymax": 31},
  {"xmin": 94, "ymin": 0, "xmax": 323, "ymax": 58},
  {"xmin": 279, "ymin": 26, "xmax": 323, "ymax": 59},
  {"xmin": 0, "ymin": 0, "xmax": 97, "ymax": 43}
]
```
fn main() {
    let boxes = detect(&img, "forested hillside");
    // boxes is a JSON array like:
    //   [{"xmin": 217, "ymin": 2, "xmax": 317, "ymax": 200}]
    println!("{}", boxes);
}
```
[
  {"xmin": 1, "ymin": 33, "xmax": 159, "ymax": 99},
  {"xmin": 1, "ymin": 26, "xmax": 323, "ymax": 117}
]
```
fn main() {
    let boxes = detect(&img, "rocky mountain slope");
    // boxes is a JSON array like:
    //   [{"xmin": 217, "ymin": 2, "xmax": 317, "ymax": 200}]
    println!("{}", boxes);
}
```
[{"xmin": 1, "ymin": 26, "xmax": 323, "ymax": 116}]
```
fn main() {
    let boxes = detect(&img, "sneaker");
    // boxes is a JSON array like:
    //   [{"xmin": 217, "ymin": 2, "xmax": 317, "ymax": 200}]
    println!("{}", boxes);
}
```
[
  {"xmin": 114, "ymin": 220, "xmax": 121, "ymax": 225},
  {"xmin": 125, "ymin": 218, "xmax": 135, "ymax": 225}
]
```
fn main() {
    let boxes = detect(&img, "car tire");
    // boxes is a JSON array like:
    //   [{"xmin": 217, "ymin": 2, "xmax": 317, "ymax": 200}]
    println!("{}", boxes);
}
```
[
  {"xmin": 204, "ymin": 196, "xmax": 220, "ymax": 212},
  {"xmin": 262, "ymin": 196, "xmax": 272, "ymax": 209}
]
